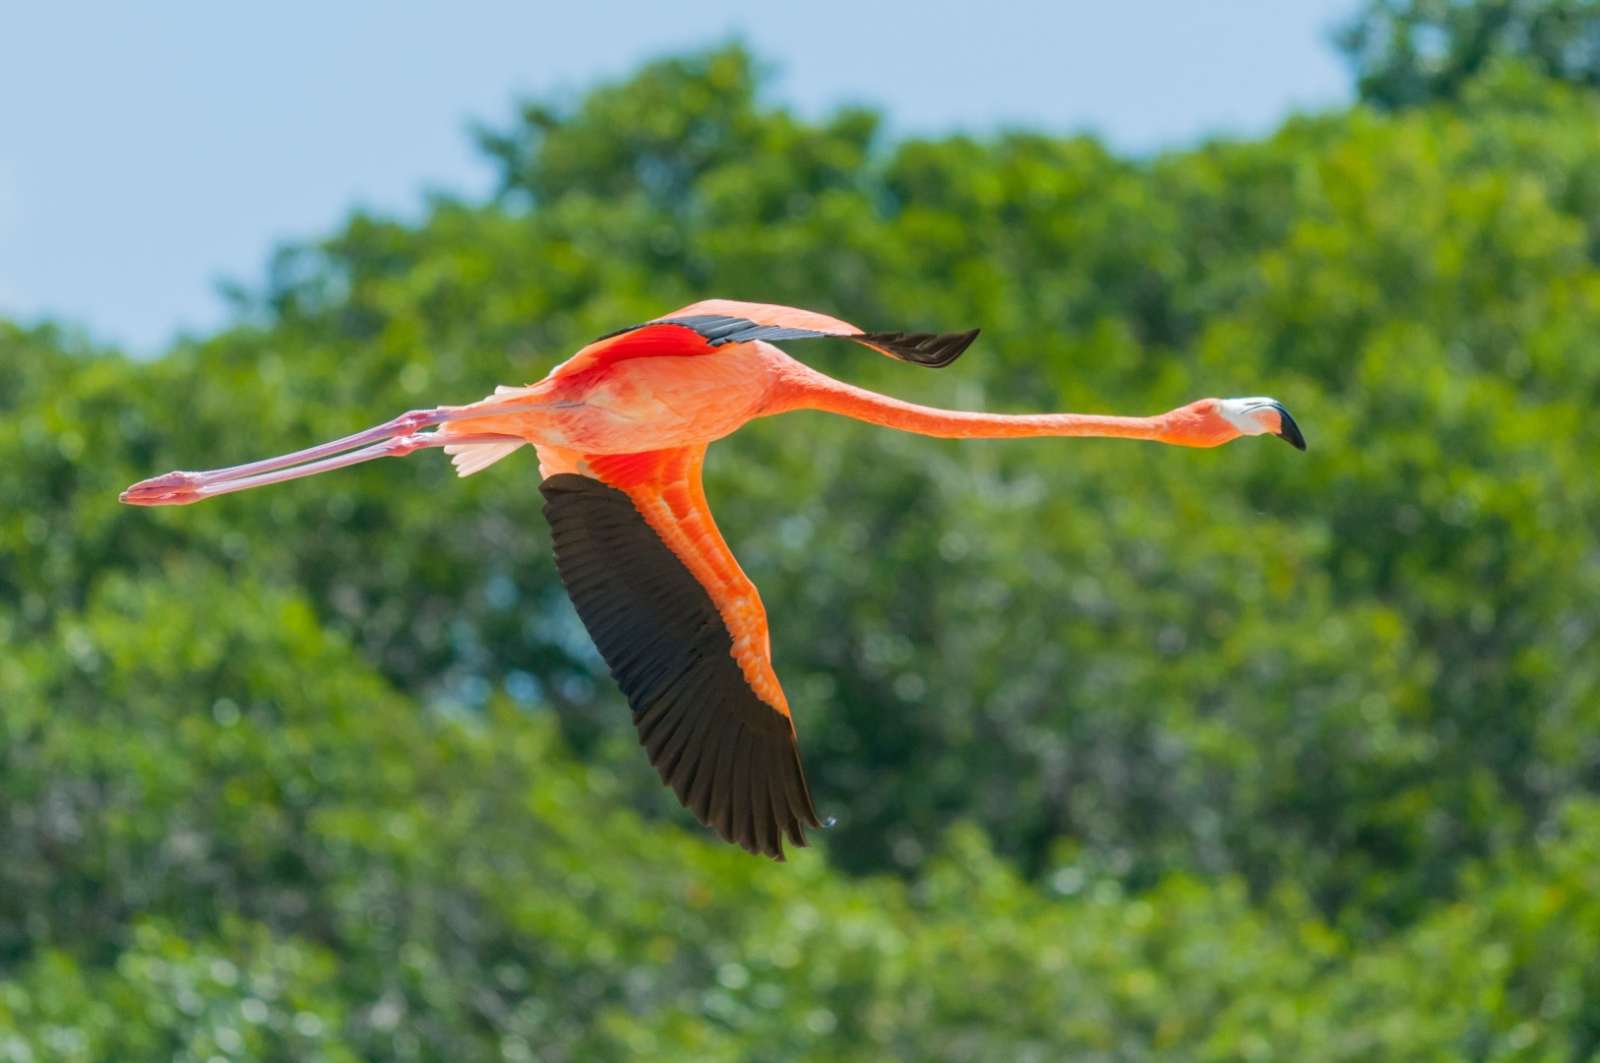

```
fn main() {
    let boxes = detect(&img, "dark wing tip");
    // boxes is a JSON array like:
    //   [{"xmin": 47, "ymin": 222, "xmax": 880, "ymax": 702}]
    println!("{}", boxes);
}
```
[
  {"xmin": 853, "ymin": 328, "xmax": 981, "ymax": 368},
  {"xmin": 696, "ymin": 720, "xmax": 818, "ymax": 860}
]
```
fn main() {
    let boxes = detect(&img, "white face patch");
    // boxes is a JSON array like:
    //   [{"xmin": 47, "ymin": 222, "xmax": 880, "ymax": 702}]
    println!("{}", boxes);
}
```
[{"xmin": 1218, "ymin": 396, "xmax": 1279, "ymax": 436}]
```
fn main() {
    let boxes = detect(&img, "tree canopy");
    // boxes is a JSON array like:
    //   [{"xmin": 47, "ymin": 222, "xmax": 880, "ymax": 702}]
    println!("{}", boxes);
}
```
[
  {"xmin": 1339, "ymin": 0, "xmax": 1600, "ymax": 108},
  {"xmin": 6, "ymin": 28, "xmax": 1600, "ymax": 1060}
]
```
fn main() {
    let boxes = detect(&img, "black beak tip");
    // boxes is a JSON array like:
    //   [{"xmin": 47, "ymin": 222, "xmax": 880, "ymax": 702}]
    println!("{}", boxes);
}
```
[{"xmin": 1273, "ymin": 405, "xmax": 1307, "ymax": 451}]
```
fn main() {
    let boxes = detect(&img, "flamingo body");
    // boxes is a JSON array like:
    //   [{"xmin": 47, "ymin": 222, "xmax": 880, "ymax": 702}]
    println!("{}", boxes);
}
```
[{"xmin": 121, "ymin": 299, "xmax": 1305, "ymax": 859}]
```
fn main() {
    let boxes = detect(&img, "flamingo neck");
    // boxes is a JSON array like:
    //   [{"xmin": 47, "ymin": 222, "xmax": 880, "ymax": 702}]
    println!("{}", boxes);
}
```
[{"xmin": 768, "ymin": 366, "xmax": 1169, "ymax": 442}]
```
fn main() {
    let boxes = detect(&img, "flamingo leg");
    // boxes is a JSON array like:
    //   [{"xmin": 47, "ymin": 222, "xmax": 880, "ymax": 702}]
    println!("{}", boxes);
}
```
[
  {"xmin": 119, "ymin": 390, "xmax": 565, "ymax": 506},
  {"xmin": 130, "ymin": 403, "xmax": 517, "ymax": 489},
  {"xmin": 120, "ymin": 431, "xmax": 526, "ymax": 506},
  {"xmin": 170, "ymin": 406, "xmax": 459, "ymax": 488}
]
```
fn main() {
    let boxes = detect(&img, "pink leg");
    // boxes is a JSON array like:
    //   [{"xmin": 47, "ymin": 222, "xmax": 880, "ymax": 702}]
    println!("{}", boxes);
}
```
[
  {"xmin": 126, "ymin": 405, "xmax": 465, "ymax": 496},
  {"xmin": 120, "ymin": 431, "xmax": 525, "ymax": 506},
  {"xmin": 121, "ymin": 391, "xmax": 562, "ymax": 506}
]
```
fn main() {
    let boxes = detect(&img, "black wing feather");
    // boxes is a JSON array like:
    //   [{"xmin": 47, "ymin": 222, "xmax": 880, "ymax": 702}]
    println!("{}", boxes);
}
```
[
  {"xmin": 540, "ymin": 473, "xmax": 820, "ymax": 859},
  {"xmin": 597, "ymin": 313, "xmax": 979, "ymax": 369},
  {"xmin": 853, "ymin": 328, "xmax": 981, "ymax": 368}
]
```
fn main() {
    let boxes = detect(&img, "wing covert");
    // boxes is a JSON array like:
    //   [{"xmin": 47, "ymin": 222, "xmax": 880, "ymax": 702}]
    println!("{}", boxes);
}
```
[{"xmin": 582, "ymin": 299, "xmax": 979, "ymax": 369}]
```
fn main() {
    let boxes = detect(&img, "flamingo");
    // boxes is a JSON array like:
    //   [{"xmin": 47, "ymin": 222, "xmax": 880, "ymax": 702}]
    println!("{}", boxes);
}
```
[{"xmin": 121, "ymin": 299, "xmax": 1306, "ymax": 860}]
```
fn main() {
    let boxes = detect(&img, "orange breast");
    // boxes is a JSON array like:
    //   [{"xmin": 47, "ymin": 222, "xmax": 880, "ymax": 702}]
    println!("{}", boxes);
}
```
[{"xmin": 529, "ymin": 348, "xmax": 775, "ymax": 455}]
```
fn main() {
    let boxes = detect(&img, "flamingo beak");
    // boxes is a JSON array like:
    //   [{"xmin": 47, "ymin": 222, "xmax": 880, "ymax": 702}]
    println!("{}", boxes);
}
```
[{"xmin": 1270, "ymin": 403, "xmax": 1307, "ymax": 451}]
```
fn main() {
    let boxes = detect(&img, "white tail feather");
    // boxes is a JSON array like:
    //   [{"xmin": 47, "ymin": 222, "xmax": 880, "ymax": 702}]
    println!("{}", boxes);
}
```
[
  {"xmin": 440, "ymin": 383, "xmax": 539, "ymax": 476},
  {"xmin": 445, "ymin": 441, "xmax": 524, "ymax": 477}
]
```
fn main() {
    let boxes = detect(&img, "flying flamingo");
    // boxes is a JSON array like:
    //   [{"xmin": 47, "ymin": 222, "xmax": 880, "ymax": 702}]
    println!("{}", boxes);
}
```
[{"xmin": 122, "ymin": 299, "xmax": 1306, "ymax": 860}]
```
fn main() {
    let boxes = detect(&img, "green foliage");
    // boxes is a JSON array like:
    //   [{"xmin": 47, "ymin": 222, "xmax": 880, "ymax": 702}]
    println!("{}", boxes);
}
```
[
  {"xmin": 6, "ymin": 572, "xmax": 1600, "ymax": 1058},
  {"xmin": 1339, "ymin": 0, "xmax": 1600, "ymax": 109},
  {"xmin": 8, "ymin": 25, "xmax": 1600, "ymax": 1056}
]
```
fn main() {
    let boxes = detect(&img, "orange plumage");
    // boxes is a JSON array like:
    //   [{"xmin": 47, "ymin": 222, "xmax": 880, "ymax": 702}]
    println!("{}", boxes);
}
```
[{"xmin": 122, "ymin": 299, "xmax": 1305, "ymax": 858}]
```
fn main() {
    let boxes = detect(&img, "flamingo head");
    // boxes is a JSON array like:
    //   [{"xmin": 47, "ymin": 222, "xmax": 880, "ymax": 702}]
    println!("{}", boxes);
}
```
[{"xmin": 1164, "ymin": 397, "xmax": 1307, "ymax": 451}]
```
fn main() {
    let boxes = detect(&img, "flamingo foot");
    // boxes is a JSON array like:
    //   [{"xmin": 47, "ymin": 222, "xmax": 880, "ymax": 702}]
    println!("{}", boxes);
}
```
[{"xmin": 120, "ymin": 471, "xmax": 205, "ymax": 506}]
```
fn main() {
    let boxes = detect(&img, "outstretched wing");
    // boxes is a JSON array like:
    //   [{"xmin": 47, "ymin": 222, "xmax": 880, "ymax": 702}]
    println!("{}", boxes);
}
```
[
  {"xmin": 658, "ymin": 299, "xmax": 981, "ymax": 368},
  {"xmin": 562, "ymin": 299, "xmax": 980, "ymax": 377},
  {"xmin": 538, "ymin": 445, "xmax": 820, "ymax": 859}
]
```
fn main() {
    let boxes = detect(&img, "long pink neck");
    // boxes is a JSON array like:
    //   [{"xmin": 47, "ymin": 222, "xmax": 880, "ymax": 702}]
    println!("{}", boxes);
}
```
[{"xmin": 769, "ymin": 365, "xmax": 1168, "ymax": 442}]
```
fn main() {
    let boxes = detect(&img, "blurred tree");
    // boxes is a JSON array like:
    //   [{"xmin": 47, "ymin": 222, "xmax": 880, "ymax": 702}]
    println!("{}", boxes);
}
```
[
  {"xmin": 8, "ymin": 31, "xmax": 1600, "ymax": 1055},
  {"xmin": 6, "ymin": 567, "xmax": 1600, "ymax": 1057},
  {"xmin": 9, "ymin": 42, "xmax": 1600, "ymax": 915},
  {"xmin": 1338, "ymin": 0, "xmax": 1600, "ymax": 108}
]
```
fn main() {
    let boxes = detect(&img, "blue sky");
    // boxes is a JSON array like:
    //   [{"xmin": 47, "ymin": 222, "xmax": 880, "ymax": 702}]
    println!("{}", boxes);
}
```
[{"xmin": 1, "ymin": 1, "xmax": 1355, "ymax": 354}]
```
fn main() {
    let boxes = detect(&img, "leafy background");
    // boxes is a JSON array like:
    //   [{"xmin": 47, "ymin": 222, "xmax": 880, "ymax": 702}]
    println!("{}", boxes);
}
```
[{"xmin": 7, "ymin": 1, "xmax": 1600, "ymax": 1058}]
